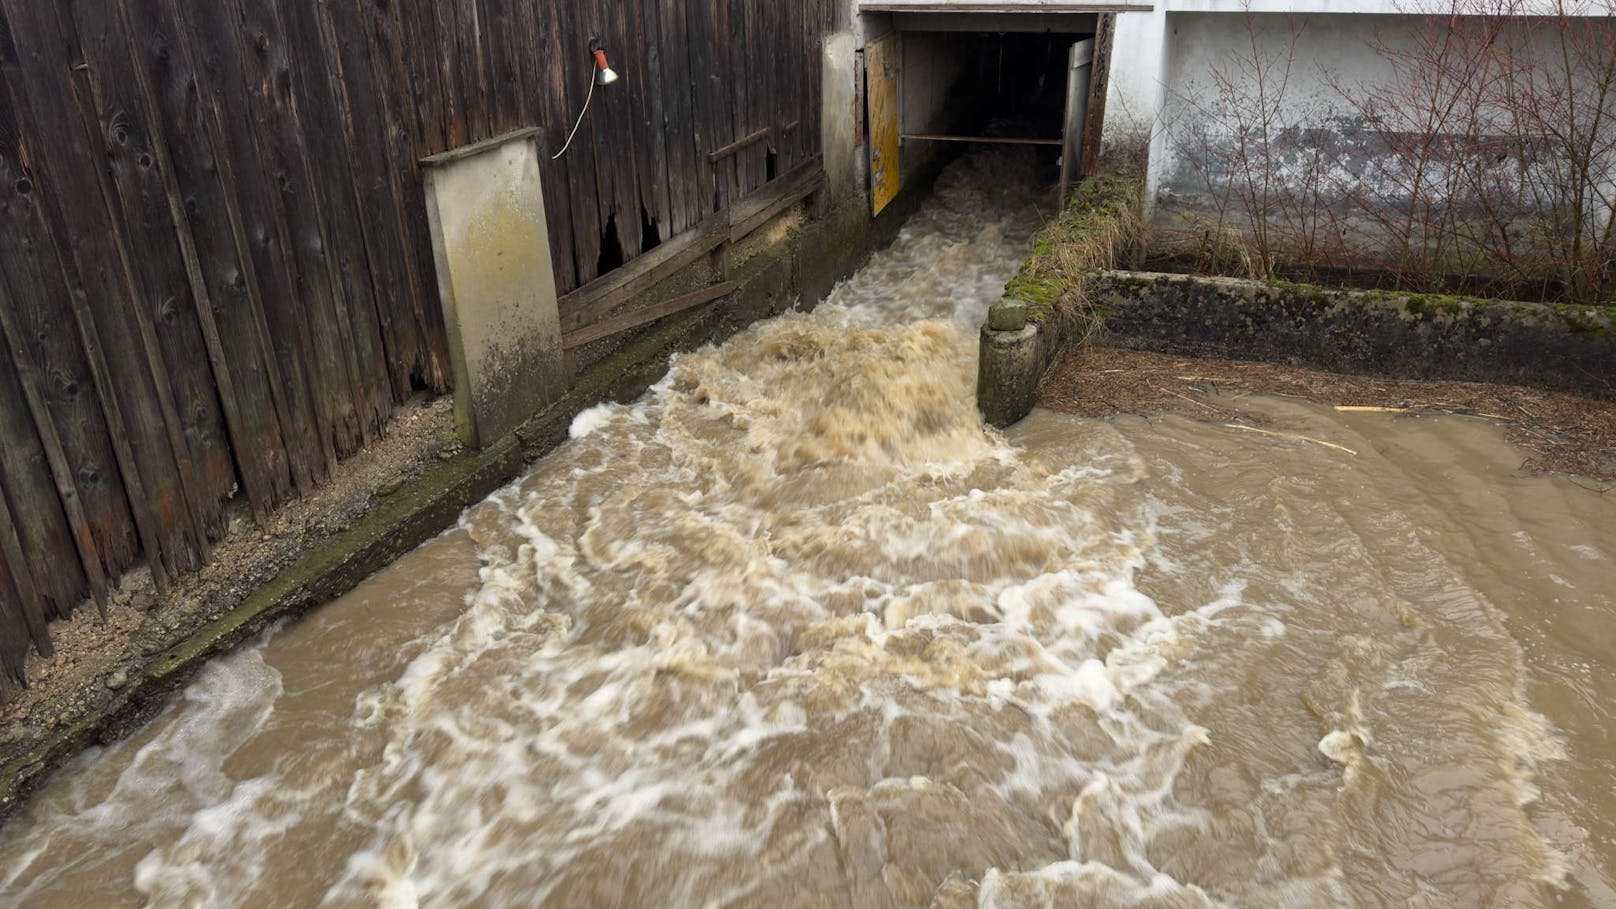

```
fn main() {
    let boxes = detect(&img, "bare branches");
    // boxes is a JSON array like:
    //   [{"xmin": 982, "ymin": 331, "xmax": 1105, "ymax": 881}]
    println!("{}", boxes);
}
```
[
  {"xmin": 1166, "ymin": 0, "xmax": 1616, "ymax": 304},
  {"xmin": 1169, "ymin": 3, "xmax": 1344, "ymax": 280}
]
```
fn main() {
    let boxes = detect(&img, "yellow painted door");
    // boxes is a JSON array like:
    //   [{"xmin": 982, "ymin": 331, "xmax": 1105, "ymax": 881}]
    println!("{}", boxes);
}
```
[{"xmin": 866, "ymin": 33, "xmax": 900, "ymax": 217}]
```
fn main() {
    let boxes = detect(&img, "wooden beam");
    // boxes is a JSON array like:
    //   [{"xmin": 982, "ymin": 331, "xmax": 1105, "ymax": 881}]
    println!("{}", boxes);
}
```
[
  {"xmin": 890, "ymin": 12, "xmax": 1099, "ymax": 32},
  {"xmin": 65, "ymin": 66, "xmax": 212, "ymax": 570},
  {"xmin": 1082, "ymin": 12, "xmax": 1116, "ymax": 177},
  {"xmin": 859, "ymin": 3, "xmax": 1148, "ymax": 11},
  {"xmin": 563, "ymin": 282, "xmax": 736, "ymax": 350},
  {"xmin": 560, "ymin": 158, "xmax": 826, "ymax": 340},
  {"xmin": 0, "ymin": 284, "xmax": 109, "ymax": 606},
  {"xmin": 729, "ymin": 157, "xmax": 826, "ymax": 243},
  {"xmin": 0, "ymin": 473, "xmax": 51, "ymax": 656},
  {"xmin": 559, "ymin": 213, "xmax": 730, "ymax": 334},
  {"xmin": 707, "ymin": 127, "xmax": 771, "ymax": 163},
  {"xmin": 901, "ymin": 133, "xmax": 1062, "ymax": 146}
]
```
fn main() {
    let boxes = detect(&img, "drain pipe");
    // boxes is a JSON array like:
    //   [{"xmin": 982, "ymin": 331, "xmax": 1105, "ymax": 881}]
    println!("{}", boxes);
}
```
[{"xmin": 1057, "ymin": 38, "xmax": 1096, "ymax": 206}]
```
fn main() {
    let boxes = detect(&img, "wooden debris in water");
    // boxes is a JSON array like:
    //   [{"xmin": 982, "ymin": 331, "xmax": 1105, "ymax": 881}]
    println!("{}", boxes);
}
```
[
  {"xmin": 1222, "ymin": 423, "xmax": 1360, "ymax": 455},
  {"xmin": 1043, "ymin": 347, "xmax": 1616, "ymax": 481}
]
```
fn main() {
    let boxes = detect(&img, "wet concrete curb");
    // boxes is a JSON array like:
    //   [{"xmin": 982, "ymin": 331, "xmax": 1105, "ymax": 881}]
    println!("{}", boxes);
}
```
[
  {"xmin": 978, "ymin": 318, "xmax": 1055, "ymax": 428},
  {"xmin": 0, "ymin": 178, "xmax": 936, "ymax": 824},
  {"xmin": 1094, "ymin": 271, "xmax": 1616, "ymax": 401},
  {"xmin": 977, "ymin": 176, "xmax": 1142, "ymax": 426},
  {"xmin": 978, "ymin": 268, "xmax": 1616, "ymax": 426}
]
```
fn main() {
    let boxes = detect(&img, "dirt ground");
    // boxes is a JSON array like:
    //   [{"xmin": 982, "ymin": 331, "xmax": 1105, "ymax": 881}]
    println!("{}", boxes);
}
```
[
  {"xmin": 1043, "ymin": 345, "xmax": 1616, "ymax": 486},
  {"xmin": 0, "ymin": 397, "xmax": 456, "ymax": 754}
]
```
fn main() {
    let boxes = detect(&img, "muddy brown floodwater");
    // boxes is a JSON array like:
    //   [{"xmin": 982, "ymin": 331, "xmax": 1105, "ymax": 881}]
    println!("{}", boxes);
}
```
[{"xmin": 1, "ymin": 153, "xmax": 1612, "ymax": 908}]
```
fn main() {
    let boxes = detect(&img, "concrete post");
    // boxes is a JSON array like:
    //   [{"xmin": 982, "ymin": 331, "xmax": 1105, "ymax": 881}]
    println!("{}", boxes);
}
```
[
  {"xmin": 977, "ymin": 301, "xmax": 1044, "ymax": 428},
  {"xmin": 422, "ymin": 128, "xmax": 566, "ymax": 448}
]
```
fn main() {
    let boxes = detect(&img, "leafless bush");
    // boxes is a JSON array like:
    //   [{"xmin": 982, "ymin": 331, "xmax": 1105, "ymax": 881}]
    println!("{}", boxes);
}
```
[
  {"xmin": 1336, "ymin": 0, "xmax": 1616, "ymax": 301},
  {"xmin": 1478, "ymin": 0, "xmax": 1616, "ymax": 302},
  {"xmin": 1167, "ymin": 0, "xmax": 1616, "ymax": 303},
  {"xmin": 1326, "ymin": 7, "xmax": 1510, "ymax": 288},
  {"xmin": 1169, "ymin": 3, "xmax": 1343, "ymax": 279}
]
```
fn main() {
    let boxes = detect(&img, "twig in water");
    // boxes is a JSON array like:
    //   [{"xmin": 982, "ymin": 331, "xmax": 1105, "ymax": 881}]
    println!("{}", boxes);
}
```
[
  {"xmin": 1154, "ymin": 384, "xmax": 1238, "ymax": 418},
  {"xmin": 1566, "ymin": 478, "xmax": 1612, "ymax": 495},
  {"xmin": 1223, "ymin": 423, "xmax": 1359, "ymax": 455}
]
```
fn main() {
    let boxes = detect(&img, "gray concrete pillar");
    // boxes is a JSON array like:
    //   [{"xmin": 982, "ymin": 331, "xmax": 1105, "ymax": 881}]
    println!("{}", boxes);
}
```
[
  {"xmin": 422, "ymin": 128, "xmax": 566, "ymax": 448},
  {"xmin": 977, "ymin": 303, "xmax": 1044, "ymax": 429}
]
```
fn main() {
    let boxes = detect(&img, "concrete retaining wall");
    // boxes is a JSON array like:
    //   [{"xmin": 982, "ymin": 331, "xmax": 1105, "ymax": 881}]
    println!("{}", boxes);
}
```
[
  {"xmin": 1094, "ymin": 272, "xmax": 1616, "ymax": 399},
  {"xmin": 978, "ymin": 265, "xmax": 1616, "ymax": 425}
]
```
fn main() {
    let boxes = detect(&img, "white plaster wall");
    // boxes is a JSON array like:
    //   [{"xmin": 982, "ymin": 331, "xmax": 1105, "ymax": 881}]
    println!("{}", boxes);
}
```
[
  {"xmin": 1153, "ymin": 8, "xmax": 1371, "ymax": 213},
  {"xmin": 1092, "ymin": 0, "xmax": 1609, "ymax": 181},
  {"xmin": 1100, "ymin": 8, "xmax": 1167, "ymax": 178},
  {"xmin": 1146, "ymin": 8, "xmax": 1616, "ymax": 254},
  {"xmin": 1161, "ymin": 0, "xmax": 1610, "ymax": 13}
]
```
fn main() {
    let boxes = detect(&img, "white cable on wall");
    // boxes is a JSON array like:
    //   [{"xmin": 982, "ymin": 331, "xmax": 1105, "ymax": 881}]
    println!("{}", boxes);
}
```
[{"xmin": 552, "ymin": 71, "xmax": 598, "ymax": 160}]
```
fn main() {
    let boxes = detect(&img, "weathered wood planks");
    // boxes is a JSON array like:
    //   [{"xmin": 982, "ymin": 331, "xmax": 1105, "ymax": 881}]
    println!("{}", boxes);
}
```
[{"xmin": 0, "ymin": 0, "xmax": 841, "ymax": 691}]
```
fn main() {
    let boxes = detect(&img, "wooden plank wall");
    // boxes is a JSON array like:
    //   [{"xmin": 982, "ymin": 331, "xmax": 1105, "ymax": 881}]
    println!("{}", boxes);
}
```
[{"xmin": 0, "ymin": 0, "xmax": 842, "ymax": 689}]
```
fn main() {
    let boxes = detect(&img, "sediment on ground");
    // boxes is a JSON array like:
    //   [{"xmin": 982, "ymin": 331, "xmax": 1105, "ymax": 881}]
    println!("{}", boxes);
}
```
[
  {"xmin": 0, "ymin": 399, "xmax": 458, "ymax": 747},
  {"xmin": 1042, "ymin": 345, "xmax": 1616, "ymax": 483}
]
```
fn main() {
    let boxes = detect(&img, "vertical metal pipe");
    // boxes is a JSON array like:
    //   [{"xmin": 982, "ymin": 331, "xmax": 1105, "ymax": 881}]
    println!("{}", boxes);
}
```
[{"xmin": 1058, "ymin": 38, "xmax": 1096, "ymax": 207}]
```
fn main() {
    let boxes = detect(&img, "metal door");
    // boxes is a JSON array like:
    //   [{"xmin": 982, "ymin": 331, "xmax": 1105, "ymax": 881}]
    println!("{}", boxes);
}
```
[{"xmin": 866, "ymin": 32, "xmax": 900, "ymax": 216}]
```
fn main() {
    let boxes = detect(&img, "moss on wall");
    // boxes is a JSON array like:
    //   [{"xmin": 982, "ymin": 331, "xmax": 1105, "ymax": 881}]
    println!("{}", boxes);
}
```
[
  {"xmin": 1002, "ymin": 174, "xmax": 1144, "ymax": 334},
  {"xmin": 1093, "ymin": 271, "xmax": 1616, "ymax": 400}
]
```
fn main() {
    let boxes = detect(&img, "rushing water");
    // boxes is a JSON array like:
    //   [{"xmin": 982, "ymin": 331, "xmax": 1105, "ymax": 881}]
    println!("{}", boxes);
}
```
[{"xmin": 1, "ymin": 153, "xmax": 1613, "ymax": 908}]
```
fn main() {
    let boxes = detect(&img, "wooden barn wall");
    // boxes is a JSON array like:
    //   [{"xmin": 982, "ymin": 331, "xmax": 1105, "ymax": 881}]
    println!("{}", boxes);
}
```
[{"xmin": 0, "ymin": 0, "xmax": 843, "ymax": 688}]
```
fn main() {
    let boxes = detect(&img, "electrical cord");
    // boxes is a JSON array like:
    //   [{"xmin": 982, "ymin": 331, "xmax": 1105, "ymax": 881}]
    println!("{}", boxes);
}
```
[{"xmin": 551, "ymin": 69, "xmax": 597, "ymax": 160}]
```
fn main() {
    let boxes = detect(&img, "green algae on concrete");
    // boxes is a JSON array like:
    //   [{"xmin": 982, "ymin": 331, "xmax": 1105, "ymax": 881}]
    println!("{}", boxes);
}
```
[
  {"xmin": 978, "ymin": 174, "xmax": 1144, "ymax": 426},
  {"xmin": 1002, "ymin": 174, "xmax": 1143, "ymax": 326},
  {"xmin": 1093, "ymin": 271, "xmax": 1616, "ymax": 400}
]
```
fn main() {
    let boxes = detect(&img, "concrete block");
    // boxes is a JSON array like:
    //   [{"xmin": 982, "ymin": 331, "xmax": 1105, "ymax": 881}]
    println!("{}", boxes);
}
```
[
  {"xmin": 423, "ymin": 128, "xmax": 565, "ymax": 448},
  {"xmin": 822, "ymin": 32, "xmax": 861, "ymax": 206},
  {"xmin": 988, "ymin": 301, "xmax": 1029, "ymax": 331},
  {"xmin": 977, "ymin": 324, "xmax": 1044, "ymax": 428}
]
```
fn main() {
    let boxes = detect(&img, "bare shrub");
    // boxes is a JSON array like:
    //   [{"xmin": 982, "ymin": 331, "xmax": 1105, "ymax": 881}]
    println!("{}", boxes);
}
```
[
  {"xmin": 1165, "ymin": 0, "xmax": 1616, "ymax": 303},
  {"xmin": 1477, "ymin": 0, "xmax": 1616, "ymax": 302},
  {"xmin": 1337, "ymin": 0, "xmax": 1616, "ymax": 301},
  {"xmin": 1168, "ymin": 3, "xmax": 1343, "ymax": 279},
  {"xmin": 1326, "ymin": 6, "xmax": 1513, "ymax": 289}
]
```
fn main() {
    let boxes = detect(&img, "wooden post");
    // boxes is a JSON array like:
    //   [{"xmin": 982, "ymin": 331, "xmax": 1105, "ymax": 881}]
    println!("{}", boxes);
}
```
[{"xmin": 1082, "ymin": 13, "xmax": 1117, "ymax": 178}]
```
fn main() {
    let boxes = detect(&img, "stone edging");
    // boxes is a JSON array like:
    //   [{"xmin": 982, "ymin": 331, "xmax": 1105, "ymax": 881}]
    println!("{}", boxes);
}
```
[
  {"xmin": 978, "ymin": 267, "xmax": 1616, "ymax": 425},
  {"xmin": 1094, "ymin": 271, "xmax": 1615, "ymax": 400}
]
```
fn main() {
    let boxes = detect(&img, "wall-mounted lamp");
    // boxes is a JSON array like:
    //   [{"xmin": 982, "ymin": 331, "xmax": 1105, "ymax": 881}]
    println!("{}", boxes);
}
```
[
  {"xmin": 553, "ymin": 36, "xmax": 621, "ymax": 159},
  {"xmin": 590, "ymin": 38, "xmax": 619, "ymax": 87}
]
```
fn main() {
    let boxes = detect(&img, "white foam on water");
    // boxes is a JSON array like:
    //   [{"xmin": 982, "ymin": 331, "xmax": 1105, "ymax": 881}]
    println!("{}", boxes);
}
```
[
  {"xmin": 0, "ymin": 150, "xmax": 1586, "ymax": 908},
  {"xmin": 0, "ymin": 635, "xmax": 285, "ymax": 906},
  {"xmin": 568, "ymin": 403, "xmax": 617, "ymax": 440}
]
